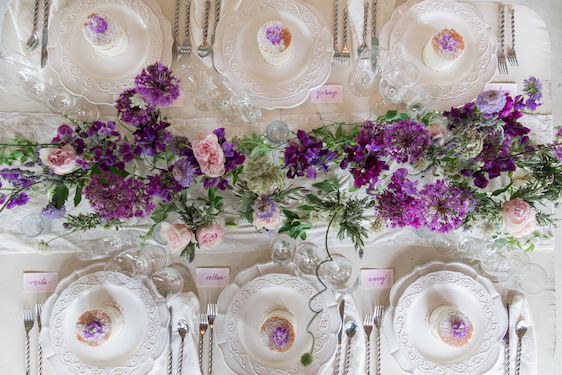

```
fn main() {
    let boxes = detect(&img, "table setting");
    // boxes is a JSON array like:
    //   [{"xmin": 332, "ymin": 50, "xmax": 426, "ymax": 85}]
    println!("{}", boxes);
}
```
[{"xmin": 0, "ymin": 0, "xmax": 557, "ymax": 374}]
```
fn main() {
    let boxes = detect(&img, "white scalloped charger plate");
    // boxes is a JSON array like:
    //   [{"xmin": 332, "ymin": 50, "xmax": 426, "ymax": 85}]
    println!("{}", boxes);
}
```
[
  {"xmin": 383, "ymin": 261, "xmax": 507, "ymax": 375},
  {"xmin": 212, "ymin": 0, "xmax": 333, "ymax": 109},
  {"xmin": 215, "ymin": 263, "xmax": 339, "ymax": 375},
  {"xmin": 41, "ymin": 264, "xmax": 169, "ymax": 375},
  {"xmin": 379, "ymin": 0, "xmax": 497, "ymax": 110},
  {"xmin": 48, "ymin": 0, "xmax": 172, "ymax": 105}
]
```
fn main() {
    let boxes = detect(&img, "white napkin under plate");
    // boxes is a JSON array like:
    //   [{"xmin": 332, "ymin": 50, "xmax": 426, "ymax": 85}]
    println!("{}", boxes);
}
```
[{"xmin": 152, "ymin": 292, "xmax": 202, "ymax": 375}]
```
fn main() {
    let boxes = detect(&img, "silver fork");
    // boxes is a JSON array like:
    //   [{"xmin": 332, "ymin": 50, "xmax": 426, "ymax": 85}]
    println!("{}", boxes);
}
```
[
  {"xmin": 332, "ymin": 0, "xmax": 342, "ymax": 64},
  {"xmin": 172, "ymin": 0, "xmax": 181, "ymax": 60},
  {"xmin": 177, "ymin": 0, "xmax": 192, "ymax": 62},
  {"xmin": 497, "ymin": 4, "xmax": 508, "ymax": 75},
  {"xmin": 198, "ymin": 313, "xmax": 208, "ymax": 374},
  {"xmin": 207, "ymin": 303, "xmax": 217, "ymax": 375},
  {"xmin": 36, "ymin": 304, "xmax": 44, "ymax": 375},
  {"xmin": 23, "ymin": 307, "xmax": 34, "ymax": 375},
  {"xmin": 373, "ymin": 305, "xmax": 384, "ymax": 375},
  {"xmin": 340, "ymin": 7, "xmax": 351, "ymax": 65},
  {"xmin": 507, "ymin": 6, "xmax": 518, "ymax": 67},
  {"xmin": 363, "ymin": 314, "xmax": 374, "ymax": 375}
]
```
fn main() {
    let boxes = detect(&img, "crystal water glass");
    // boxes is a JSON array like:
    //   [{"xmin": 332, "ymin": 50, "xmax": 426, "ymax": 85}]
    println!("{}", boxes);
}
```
[
  {"xmin": 20, "ymin": 213, "xmax": 51, "ymax": 237},
  {"xmin": 294, "ymin": 242, "xmax": 322, "ymax": 277},
  {"xmin": 403, "ymin": 85, "xmax": 441, "ymax": 120},
  {"xmin": 270, "ymin": 234, "xmax": 296, "ymax": 265},
  {"xmin": 431, "ymin": 234, "xmax": 458, "ymax": 255},
  {"xmin": 265, "ymin": 120, "xmax": 290, "ymax": 145},
  {"xmin": 348, "ymin": 51, "xmax": 379, "ymax": 97},
  {"xmin": 105, "ymin": 246, "xmax": 167, "ymax": 279},
  {"xmin": 235, "ymin": 90, "xmax": 262, "ymax": 125},
  {"xmin": 378, "ymin": 58, "xmax": 420, "ymax": 105},
  {"xmin": 150, "ymin": 267, "xmax": 184, "ymax": 301},
  {"xmin": 515, "ymin": 262, "xmax": 547, "ymax": 294},
  {"xmin": 318, "ymin": 254, "xmax": 358, "ymax": 293},
  {"xmin": 76, "ymin": 230, "xmax": 140, "ymax": 260}
]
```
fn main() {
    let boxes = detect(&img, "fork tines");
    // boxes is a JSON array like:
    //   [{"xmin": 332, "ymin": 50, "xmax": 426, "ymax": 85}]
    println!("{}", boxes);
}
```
[
  {"xmin": 198, "ymin": 313, "xmax": 208, "ymax": 373},
  {"xmin": 207, "ymin": 303, "xmax": 217, "ymax": 375},
  {"xmin": 23, "ymin": 306, "xmax": 35, "ymax": 375},
  {"xmin": 363, "ymin": 314, "xmax": 375, "ymax": 375}
]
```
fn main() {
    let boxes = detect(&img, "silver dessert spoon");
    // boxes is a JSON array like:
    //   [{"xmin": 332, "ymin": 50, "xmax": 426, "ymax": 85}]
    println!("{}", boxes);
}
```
[
  {"xmin": 343, "ymin": 320, "xmax": 357, "ymax": 375},
  {"xmin": 26, "ymin": 0, "xmax": 40, "ymax": 51},
  {"xmin": 514, "ymin": 320, "xmax": 528, "ymax": 375},
  {"xmin": 177, "ymin": 320, "xmax": 189, "ymax": 375},
  {"xmin": 197, "ymin": 0, "xmax": 211, "ymax": 58}
]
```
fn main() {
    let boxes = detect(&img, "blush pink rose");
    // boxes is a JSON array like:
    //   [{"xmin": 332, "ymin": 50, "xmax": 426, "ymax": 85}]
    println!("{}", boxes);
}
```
[
  {"xmin": 39, "ymin": 144, "xmax": 78, "ymax": 175},
  {"xmin": 192, "ymin": 134, "xmax": 225, "ymax": 178},
  {"xmin": 160, "ymin": 223, "xmax": 193, "ymax": 253},
  {"xmin": 502, "ymin": 198, "xmax": 536, "ymax": 238},
  {"xmin": 196, "ymin": 224, "xmax": 225, "ymax": 248},
  {"xmin": 253, "ymin": 208, "xmax": 282, "ymax": 231}
]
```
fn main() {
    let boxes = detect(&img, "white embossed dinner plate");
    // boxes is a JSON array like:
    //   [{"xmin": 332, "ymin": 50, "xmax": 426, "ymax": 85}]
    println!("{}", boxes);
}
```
[
  {"xmin": 383, "ymin": 261, "xmax": 507, "ymax": 375},
  {"xmin": 216, "ymin": 267, "xmax": 339, "ymax": 374},
  {"xmin": 212, "ymin": 0, "xmax": 333, "ymax": 109},
  {"xmin": 379, "ymin": 0, "xmax": 497, "ymax": 110},
  {"xmin": 48, "ymin": 0, "xmax": 170, "ymax": 105},
  {"xmin": 41, "ymin": 265, "xmax": 168, "ymax": 375}
]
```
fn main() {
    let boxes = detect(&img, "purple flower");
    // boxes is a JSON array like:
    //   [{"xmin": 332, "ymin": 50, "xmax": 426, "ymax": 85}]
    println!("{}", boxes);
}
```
[
  {"xmin": 41, "ymin": 203, "xmax": 66, "ymax": 219},
  {"xmin": 420, "ymin": 180, "xmax": 473, "ymax": 233},
  {"xmin": 252, "ymin": 196, "xmax": 278, "ymax": 221},
  {"xmin": 383, "ymin": 120, "xmax": 430, "ymax": 164},
  {"xmin": 146, "ymin": 171, "xmax": 183, "ymax": 203},
  {"xmin": 271, "ymin": 326, "xmax": 289, "ymax": 348},
  {"xmin": 266, "ymin": 25, "xmax": 282, "ymax": 45},
  {"xmin": 522, "ymin": 76, "xmax": 543, "ymax": 111},
  {"xmin": 438, "ymin": 34, "xmax": 459, "ymax": 53},
  {"xmin": 86, "ymin": 15, "xmax": 108, "ymax": 34},
  {"xmin": 51, "ymin": 124, "xmax": 75, "ymax": 144},
  {"xmin": 172, "ymin": 157, "xmax": 197, "ymax": 188},
  {"xmin": 6, "ymin": 192, "xmax": 29, "ymax": 209},
  {"xmin": 133, "ymin": 120, "xmax": 173, "ymax": 156},
  {"xmin": 284, "ymin": 130, "xmax": 337, "ymax": 179},
  {"xmin": 134, "ymin": 63, "xmax": 180, "ymax": 107},
  {"xmin": 115, "ymin": 89, "xmax": 155, "ymax": 126},
  {"xmin": 476, "ymin": 90, "xmax": 507, "ymax": 117},
  {"xmin": 450, "ymin": 318, "xmax": 469, "ymax": 338}
]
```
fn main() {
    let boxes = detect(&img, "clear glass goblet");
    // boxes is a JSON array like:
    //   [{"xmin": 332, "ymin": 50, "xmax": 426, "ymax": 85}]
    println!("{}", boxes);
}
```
[
  {"xmin": 143, "ymin": 245, "xmax": 168, "ymax": 274},
  {"xmin": 431, "ymin": 234, "xmax": 458, "ymax": 256},
  {"xmin": 265, "ymin": 120, "xmax": 290, "ymax": 145},
  {"xmin": 293, "ymin": 242, "xmax": 322, "ymax": 277},
  {"xmin": 150, "ymin": 267, "xmax": 184, "ymax": 301},
  {"xmin": 20, "ymin": 213, "xmax": 51, "ymax": 237},
  {"xmin": 403, "ymin": 85, "xmax": 440, "ymax": 120},
  {"xmin": 348, "ymin": 53, "xmax": 379, "ymax": 97},
  {"xmin": 236, "ymin": 90, "xmax": 262, "ymax": 125},
  {"xmin": 515, "ymin": 262, "xmax": 547, "ymax": 294},
  {"xmin": 104, "ymin": 248, "xmax": 151, "ymax": 279},
  {"xmin": 270, "ymin": 234, "xmax": 296, "ymax": 265},
  {"xmin": 319, "ymin": 254, "xmax": 358, "ymax": 293}
]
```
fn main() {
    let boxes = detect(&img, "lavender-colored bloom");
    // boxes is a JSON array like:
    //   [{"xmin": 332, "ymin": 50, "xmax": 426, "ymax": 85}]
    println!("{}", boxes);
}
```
[
  {"xmin": 522, "ymin": 76, "xmax": 543, "ymax": 111},
  {"xmin": 134, "ymin": 63, "xmax": 180, "ymax": 107},
  {"xmin": 115, "ymin": 89, "xmax": 154, "ymax": 126},
  {"xmin": 438, "ymin": 34, "xmax": 459, "ymax": 53},
  {"xmin": 133, "ymin": 120, "xmax": 173, "ymax": 156},
  {"xmin": 383, "ymin": 120, "xmax": 430, "ymax": 164},
  {"xmin": 284, "ymin": 130, "xmax": 337, "ymax": 179},
  {"xmin": 86, "ymin": 15, "xmax": 108, "ymax": 34},
  {"xmin": 172, "ymin": 157, "xmax": 197, "ymax": 188},
  {"xmin": 420, "ymin": 180, "xmax": 473, "ymax": 233},
  {"xmin": 271, "ymin": 326, "xmax": 290, "ymax": 348},
  {"xmin": 41, "ymin": 203, "xmax": 66, "ymax": 219},
  {"xmin": 450, "ymin": 318, "xmax": 468, "ymax": 338},
  {"xmin": 7, "ymin": 192, "xmax": 29, "ymax": 209},
  {"xmin": 252, "ymin": 196, "xmax": 278, "ymax": 221},
  {"xmin": 266, "ymin": 25, "xmax": 282, "ymax": 45},
  {"xmin": 476, "ymin": 90, "xmax": 507, "ymax": 116}
]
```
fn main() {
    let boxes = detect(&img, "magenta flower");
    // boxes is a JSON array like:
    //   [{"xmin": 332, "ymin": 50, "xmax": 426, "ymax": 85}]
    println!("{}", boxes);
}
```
[
  {"xmin": 284, "ymin": 130, "xmax": 337, "ymax": 179},
  {"xmin": 420, "ymin": 180, "xmax": 473, "ymax": 233},
  {"xmin": 134, "ymin": 63, "xmax": 180, "ymax": 107},
  {"xmin": 383, "ymin": 120, "xmax": 430, "ymax": 164}
]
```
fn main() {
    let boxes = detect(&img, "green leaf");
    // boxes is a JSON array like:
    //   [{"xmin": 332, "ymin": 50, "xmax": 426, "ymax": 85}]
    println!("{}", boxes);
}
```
[
  {"xmin": 73, "ymin": 183, "xmax": 83, "ymax": 207},
  {"xmin": 305, "ymin": 194, "xmax": 324, "ymax": 206},
  {"xmin": 312, "ymin": 179, "xmax": 338, "ymax": 193},
  {"xmin": 109, "ymin": 166, "xmax": 129, "ymax": 178},
  {"xmin": 52, "ymin": 185, "xmax": 69, "ymax": 209}
]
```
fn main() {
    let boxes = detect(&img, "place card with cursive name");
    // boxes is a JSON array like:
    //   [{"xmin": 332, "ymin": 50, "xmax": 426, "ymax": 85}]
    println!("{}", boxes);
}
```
[
  {"xmin": 310, "ymin": 85, "xmax": 343, "ymax": 104},
  {"xmin": 23, "ymin": 272, "xmax": 58, "ymax": 293},
  {"xmin": 360, "ymin": 269, "xmax": 393, "ymax": 289},
  {"xmin": 196, "ymin": 268, "xmax": 230, "ymax": 288}
]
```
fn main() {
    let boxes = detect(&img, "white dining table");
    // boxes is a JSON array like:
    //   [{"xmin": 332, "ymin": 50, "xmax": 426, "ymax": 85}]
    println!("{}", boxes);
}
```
[{"xmin": 0, "ymin": 0, "xmax": 560, "ymax": 374}]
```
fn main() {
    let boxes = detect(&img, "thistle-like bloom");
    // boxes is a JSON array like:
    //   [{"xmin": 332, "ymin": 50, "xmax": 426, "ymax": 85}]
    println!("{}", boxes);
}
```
[
  {"xmin": 383, "ymin": 120, "xmax": 430, "ymax": 164},
  {"xmin": 115, "ymin": 88, "xmax": 154, "ymax": 126},
  {"xmin": 420, "ymin": 180, "xmax": 473, "ymax": 233},
  {"xmin": 134, "ymin": 63, "xmax": 180, "ymax": 107},
  {"xmin": 476, "ymin": 90, "xmax": 507, "ymax": 117},
  {"xmin": 375, "ymin": 169, "xmax": 424, "ymax": 228},
  {"xmin": 172, "ymin": 157, "xmax": 197, "ymax": 188},
  {"xmin": 240, "ymin": 156, "xmax": 285, "ymax": 195}
]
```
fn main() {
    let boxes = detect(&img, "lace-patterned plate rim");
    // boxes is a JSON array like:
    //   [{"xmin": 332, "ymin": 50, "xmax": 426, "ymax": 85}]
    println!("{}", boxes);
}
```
[
  {"xmin": 215, "ymin": 264, "xmax": 339, "ymax": 375},
  {"xmin": 212, "ymin": 0, "xmax": 333, "ymax": 109},
  {"xmin": 40, "ymin": 265, "xmax": 169, "ymax": 375},
  {"xmin": 48, "ymin": 0, "xmax": 168, "ymax": 105}
]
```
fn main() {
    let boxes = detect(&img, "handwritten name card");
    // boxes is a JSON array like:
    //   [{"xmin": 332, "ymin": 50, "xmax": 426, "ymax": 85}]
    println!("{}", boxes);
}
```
[
  {"xmin": 310, "ymin": 85, "xmax": 343, "ymax": 104},
  {"xmin": 360, "ymin": 269, "xmax": 393, "ymax": 289},
  {"xmin": 23, "ymin": 272, "xmax": 58, "ymax": 293},
  {"xmin": 196, "ymin": 268, "xmax": 230, "ymax": 288}
]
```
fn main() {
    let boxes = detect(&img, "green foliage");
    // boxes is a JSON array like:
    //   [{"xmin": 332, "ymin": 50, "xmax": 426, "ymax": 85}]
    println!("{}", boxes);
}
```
[{"xmin": 0, "ymin": 139, "xmax": 37, "ymax": 166}]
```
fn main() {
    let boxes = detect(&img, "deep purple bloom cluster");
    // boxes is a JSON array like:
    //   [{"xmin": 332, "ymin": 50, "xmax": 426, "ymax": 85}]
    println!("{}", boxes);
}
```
[
  {"xmin": 41, "ymin": 203, "xmax": 66, "ymax": 219},
  {"xmin": 133, "ymin": 120, "xmax": 173, "ymax": 157},
  {"xmin": 84, "ymin": 173, "xmax": 155, "ymax": 221},
  {"xmin": 115, "ymin": 88, "xmax": 155, "ymax": 126},
  {"xmin": 134, "ymin": 63, "xmax": 180, "ymax": 107},
  {"xmin": 201, "ymin": 128, "xmax": 245, "ymax": 190},
  {"xmin": 6, "ymin": 192, "xmax": 29, "ymax": 209},
  {"xmin": 284, "ymin": 130, "xmax": 337, "ymax": 179},
  {"xmin": 383, "ymin": 120, "xmax": 430, "ymax": 164},
  {"xmin": 522, "ymin": 76, "xmax": 543, "ymax": 111},
  {"xmin": 555, "ymin": 128, "xmax": 562, "ymax": 162},
  {"xmin": 146, "ymin": 171, "xmax": 184, "ymax": 203},
  {"xmin": 420, "ymin": 180, "xmax": 473, "ymax": 233}
]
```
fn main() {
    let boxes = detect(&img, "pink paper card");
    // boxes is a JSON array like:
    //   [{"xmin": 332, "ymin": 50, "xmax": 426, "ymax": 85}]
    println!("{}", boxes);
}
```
[
  {"xmin": 196, "ymin": 268, "xmax": 230, "ymax": 288},
  {"xmin": 360, "ymin": 269, "xmax": 393, "ymax": 289},
  {"xmin": 310, "ymin": 85, "xmax": 343, "ymax": 103},
  {"xmin": 23, "ymin": 272, "xmax": 58, "ymax": 293}
]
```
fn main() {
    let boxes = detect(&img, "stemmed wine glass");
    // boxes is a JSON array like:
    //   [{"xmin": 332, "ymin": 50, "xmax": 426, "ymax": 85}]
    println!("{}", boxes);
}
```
[
  {"xmin": 270, "ymin": 234, "xmax": 296, "ymax": 265},
  {"xmin": 293, "ymin": 242, "xmax": 322, "ymax": 277},
  {"xmin": 348, "ymin": 49, "xmax": 379, "ymax": 97},
  {"xmin": 318, "ymin": 254, "xmax": 358, "ymax": 293}
]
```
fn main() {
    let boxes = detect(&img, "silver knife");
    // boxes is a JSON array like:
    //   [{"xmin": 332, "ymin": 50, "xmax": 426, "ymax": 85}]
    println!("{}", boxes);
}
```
[
  {"xmin": 334, "ymin": 298, "xmax": 345, "ymax": 374},
  {"xmin": 370, "ymin": 0, "xmax": 378, "ymax": 69},
  {"xmin": 502, "ymin": 304, "xmax": 510, "ymax": 375},
  {"xmin": 40, "ymin": 0, "xmax": 50, "ymax": 68},
  {"xmin": 168, "ymin": 306, "xmax": 173, "ymax": 375}
]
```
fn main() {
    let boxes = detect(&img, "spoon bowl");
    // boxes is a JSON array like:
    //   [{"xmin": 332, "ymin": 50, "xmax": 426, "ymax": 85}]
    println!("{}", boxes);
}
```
[
  {"xmin": 344, "ymin": 320, "xmax": 357, "ymax": 339},
  {"xmin": 26, "ymin": 34, "xmax": 39, "ymax": 52},
  {"xmin": 515, "ymin": 320, "xmax": 528, "ymax": 339},
  {"xmin": 197, "ymin": 43, "xmax": 211, "ymax": 58}
]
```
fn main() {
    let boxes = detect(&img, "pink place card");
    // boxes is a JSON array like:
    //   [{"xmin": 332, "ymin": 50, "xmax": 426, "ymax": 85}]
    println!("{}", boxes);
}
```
[
  {"xmin": 23, "ymin": 272, "xmax": 58, "ymax": 293},
  {"xmin": 360, "ymin": 269, "xmax": 394, "ymax": 289},
  {"xmin": 310, "ymin": 85, "xmax": 343, "ymax": 104},
  {"xmin": 196, "ymin": 268, "xmax": 230, "ymax": 288}
]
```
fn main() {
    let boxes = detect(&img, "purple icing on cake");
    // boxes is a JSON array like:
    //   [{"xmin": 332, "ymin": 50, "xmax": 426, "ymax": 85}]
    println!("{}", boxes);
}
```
[
  {"xmin": 450, "ymin": 317, "xmax": 468, "ymax": 338},
  {"xmin": 87, "ymin": 15, "xmax": 108, "ymax": 34},
  {"xmin": 271, "ymin": 326, "xmax": 290, "ymax": 348},
  {"xmin": 265, "ymin": 25, "xmax": 282, "ymax": 45}
]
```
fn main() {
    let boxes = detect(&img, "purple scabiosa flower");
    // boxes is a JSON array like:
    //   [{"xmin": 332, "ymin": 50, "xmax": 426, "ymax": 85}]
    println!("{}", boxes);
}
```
[
  {"xmin": 420, "ymin": 180, "xmax": 473, "ymax": 233},
  {"xmin": 84, "ymin": 173, "xmax": 155, "ymax": 221},
  {"xmin": 134, "ymin": 63, "xmax": 180, "ymax": 107},
  {"xmin": 284, "ymin": 130, "xmax": 337, "ymax": 179},
  {"xmin": 383, "ymin": 120, "xmax": 430, "ymax": 164},
  {"xmin": 115, "ymin": 88, "xmax": 155, "ymax": 126},
  {"xmin": 41, "ymin": 203, "xmax": 66, "ymax": 219},
  {"xmin": 6, "ymin": 192, "xmax": 29, "ymax": 209},
  {"xmin": 172, "ymin": 157, "xmax": 197, "ymax": 188},
  {"xmin": 252, "ymin": 195, "xmax": 282, "ymax": 231},
  {"xmin": 476, "ymin": 90, "xmax": 507, "ymax": 117},
  {"xmin": 522, "ymin": 76, "xmax": 543, "ymax": 111}
]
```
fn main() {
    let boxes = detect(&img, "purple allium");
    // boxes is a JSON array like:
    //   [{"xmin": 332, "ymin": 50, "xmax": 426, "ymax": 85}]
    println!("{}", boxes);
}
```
[
  {"xmin": 115, "ymin": 88, "xmax": 155, "ymax": 126},
  {"xmin": 41, "ymin": 203, "xmax": 66, "ymax": 219},
  {"xmin": 265, "ymin": 25, "xmax": 282, "ymax": 45},
  {"xmin": 271, "ymin": 326, "xmax": 289, "ymax": 348},
  {"xmin": 134, "ymin": 63, "xmax": 180, "ymax": 107},
  {"xmin": 420, "ymin": 180, "xmax": 473, "ymax": 233},
  {"xmin": 172, "ymin": 157, "xmax": 197, "ymax": 188},
  {"xmin": 86, "ymin": 15, "xmax": 108, "ymax": 34},
  {"xmin": 252, "ymin": 195, "xmax": 278, "ymax": 221},
  {"xmin": 476, "ymin": 90, "xmax": 507, "ymax": 117},
  {"xmin": 6, "ymin": 192, "xmax": 29, "ymax": 209},
  {"xmin": 522, "ymin": 76, "xmax": 543, "ymax": 111},
  {"xmin": 84, "ymin": 173, "xmax": 155, "ymax": 221},
  {"xmin": 383, "ymin": 120, "xmax": 430, "ymax": 164},
  {"xmin": 284, "ymin": 130, "xmax": 337, "ymax": 179}
]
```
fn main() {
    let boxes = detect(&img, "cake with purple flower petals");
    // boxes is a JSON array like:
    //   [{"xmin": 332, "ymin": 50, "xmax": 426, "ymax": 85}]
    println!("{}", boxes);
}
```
[
  {"xmin": 83, "ymin": 13, "xmax": 128, "ymax": 57},
  {"xmin": 422, "ymin": 29, "xmax": 465, "ymax": 71},
  {"xmin": 428, "ymin": 305, "xmax": 473, "ymax": 347},
  {"xmin": 76, "ymin": 305, "xmax": 124, "ymax": 347},
  {"xmin": 260, "ymin": 309, "xmax": 296, "ymax": 352},
  {"xmin": 257, "ymin": 21, "xmax": 293, "ymax": 66}
]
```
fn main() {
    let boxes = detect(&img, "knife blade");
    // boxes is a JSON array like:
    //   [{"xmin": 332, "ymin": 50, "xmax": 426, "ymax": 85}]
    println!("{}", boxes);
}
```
[
  {"xmin": 40, "ymin": 0, "xmax": 50, "ymax": 68},
  {"xmin": 337, "ymin": 298, "xmax": 345, "ymax": 344},
  {"xmin": 370, "ymin": 0, "xmax": 378, "ymax": 69}
]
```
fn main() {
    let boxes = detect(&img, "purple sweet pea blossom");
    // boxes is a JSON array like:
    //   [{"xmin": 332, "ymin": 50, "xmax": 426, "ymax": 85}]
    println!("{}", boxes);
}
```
[{"xmin": 284, "ymin": 130, "xmax": 337, "ymax": 179}]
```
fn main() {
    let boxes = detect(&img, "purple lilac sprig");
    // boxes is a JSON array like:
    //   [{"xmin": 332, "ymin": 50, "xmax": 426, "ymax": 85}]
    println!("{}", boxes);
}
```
[
  {"xmin": 284, "ymin": 130, "xmax": 337, "ymax": 179},
  {"xmin": 202, "ymin": 128, "xmax": 245, "ymax": 190},
  {"xmin": 383, "ymin": 120, "xmax": 430, "ymax": 164},
  {"xmin": 134, "ymin": 63, "xmax": 180, "ymax": 107},
  {"xmin": 41, "ymin": 203, "xmax": 66, "ymax": 219},
  {"xmin": 419, "ymin": 180, "xmax": 473, "ymax": 233}
]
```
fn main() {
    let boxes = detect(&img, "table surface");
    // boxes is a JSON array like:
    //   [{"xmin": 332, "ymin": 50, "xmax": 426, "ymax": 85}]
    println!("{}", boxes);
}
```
[{"xmin": 0, "ymin": 0, "xmax": 561, "ymax": 374}]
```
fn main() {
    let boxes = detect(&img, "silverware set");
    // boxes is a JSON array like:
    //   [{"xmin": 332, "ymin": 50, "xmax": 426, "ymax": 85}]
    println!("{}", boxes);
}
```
[
  {"xmin": 498, "ymin": 4, "xmax": 518, "ymax": 75},
  {"xmin": 198, "ymin": 303, "xmax": 216, "ymax": 374},
  {"xmin": 22, "ymin": 304, "xmax": 43, "ymax": 375},
  {"xmin": 364, "ymin": 305, "xmax": 384, "ymax": 375},
  {"xmin": 332, "ymin": 0, "xmax": 350, "ymax": 65},
  {"xmin": 503, "ymin": 303, "xmax": 529, "ymax": 375},
  {"xmin": 26, "ymin": 0, "xmax": 50, "ymax": 67},
  {"xmin": 167, "ymin": 308, "xmax": 191, "ymax": 375},
  {"xmin": 197, "ymin": 0, "xmax": 221, "ymax": 59}
]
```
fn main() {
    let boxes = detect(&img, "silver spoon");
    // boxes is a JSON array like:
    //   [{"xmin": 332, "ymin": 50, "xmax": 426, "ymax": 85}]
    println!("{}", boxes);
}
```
[
  {"xmin": 26, "ymin": 0, "xmax": 40, "ymax": 51},
  {"xmin": 177, "ymin": 320, "xmax": 189, "ymax": 375},
  {"xmin": 343, "ymin": 320, "xmax": 357, "ymax": 375},
  {"xmin": 197, "ymin": 0, "xmax": 211, "ymax": 58},
  {"xmin": 514, "ymin": 320, "xmax": 528, "ymax": 375}
]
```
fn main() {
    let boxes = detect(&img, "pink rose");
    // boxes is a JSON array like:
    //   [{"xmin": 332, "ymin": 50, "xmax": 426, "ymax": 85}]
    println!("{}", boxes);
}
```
[
  {"xmin": 196, "ymin": 224, "xmax": 225, "ymax": 248},
  {"xmin": 39, "ymin": 144, "xmax": 78, "ymax": 175},
  {"xmin": 253, "ymin": 207, "xmax": 282, "ymax": 231},
  {"xmin": 192, "ymin": 134, "xmax": 225, "ymax": 178},
  {"xmin": 160, "ymin": 223, "xmax": 193, "ymax": 253},
  {"xmin": 502, "ymin": 198, "xmax": 536, "ymax": 238},
  {"xmin": 427, "ymin": 118, "xmax": 449, "ymax": 144}
]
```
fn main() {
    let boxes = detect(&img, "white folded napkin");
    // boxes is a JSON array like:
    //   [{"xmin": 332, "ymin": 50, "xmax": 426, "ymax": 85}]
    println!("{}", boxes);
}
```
[{"xmin": 152, "ymin": 292, "xmax": 202, "ymax": 375}]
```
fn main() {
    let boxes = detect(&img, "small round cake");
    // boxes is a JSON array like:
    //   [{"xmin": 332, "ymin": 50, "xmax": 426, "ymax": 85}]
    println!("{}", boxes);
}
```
[
  {"xmin": 257, "ymin": 21, "xmax": 293, "ymax": 66},
  {"xmin": 428, "ymin": 305, "xmax": 473, "ymax": 347},
  {"xmin": 260, "ymin": 309, "xmax": 296, "ymax": 352},
  {"xmin": 422, "ymin": 28, "xmax": 465, "ymax": 71},
  {"xmin": 76, "ymin": 305, "xmax": 124, "ymax": 347},
  {"xmin": 83, "ymin": 13, "xmax": 128, "ymax": 57}
]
